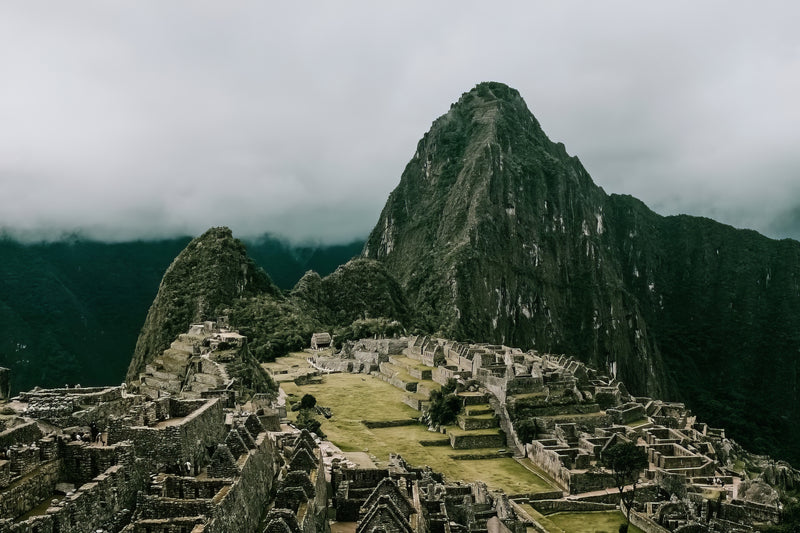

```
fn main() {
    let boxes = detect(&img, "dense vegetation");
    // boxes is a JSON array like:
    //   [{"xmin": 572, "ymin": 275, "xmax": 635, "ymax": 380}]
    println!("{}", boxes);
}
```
[
  {"xmin": 426, "ymin": 379, "xmax": 461, "ymax": 426},
  {"xmin": 0, "ymin": 236, "xmax": 189, "ymax": 392},
  {"xmin": 229, "ymin": 258, "xmax": 412, "ymax": 362}
]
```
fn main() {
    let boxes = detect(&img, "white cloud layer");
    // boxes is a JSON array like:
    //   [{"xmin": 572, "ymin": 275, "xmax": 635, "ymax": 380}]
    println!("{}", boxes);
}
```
[{"xmin": 1, "ymin": 1, "xmax": 799, "ymax": 242}]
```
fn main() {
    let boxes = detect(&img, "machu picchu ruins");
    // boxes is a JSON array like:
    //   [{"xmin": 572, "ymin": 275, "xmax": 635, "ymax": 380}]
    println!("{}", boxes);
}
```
[{"xmin": 2, "ymin": 321, "xmax": 796, "ymax": 533}]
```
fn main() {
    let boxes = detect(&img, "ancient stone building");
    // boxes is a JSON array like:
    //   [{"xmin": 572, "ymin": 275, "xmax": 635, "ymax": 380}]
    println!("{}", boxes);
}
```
[{"xmin": 310, "ymin": 335, "xmax": 791, "ymax": 532}]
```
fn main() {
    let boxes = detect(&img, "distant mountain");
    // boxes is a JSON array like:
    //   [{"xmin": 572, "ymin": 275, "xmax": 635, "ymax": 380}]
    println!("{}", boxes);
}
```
[
  {"xmin": 246, "ymin": 236, "xmax": 365, "ymax": 290},
  {"xmin": 0, "ymin": 236, "xmax": 189, "ymax": 392},
  {"xmin": 0, "ymin": 233, "xmax": 364, "ymax": 393},
  {"xmin": 365, "ymin": 81, "xmax": 800, "ymax": 463}
]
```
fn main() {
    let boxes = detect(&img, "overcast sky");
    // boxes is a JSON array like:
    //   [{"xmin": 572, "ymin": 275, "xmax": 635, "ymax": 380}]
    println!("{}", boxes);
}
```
[{"xmin": 1, "ymin": 2, "xmax": 799, "ymax": 243}]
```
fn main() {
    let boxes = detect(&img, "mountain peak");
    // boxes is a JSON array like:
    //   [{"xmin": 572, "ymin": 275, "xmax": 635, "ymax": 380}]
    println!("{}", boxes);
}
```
[
  {"xmin": 364, "ymin": 83, "xmax": 662, "ymax": 394},
  {"xmin": 461, "ymin": 81, "xmax": 523, "ymax": 104},
  {"xmin": 126, "ymin": 226, "xmax": 277, "ymax": 382}
]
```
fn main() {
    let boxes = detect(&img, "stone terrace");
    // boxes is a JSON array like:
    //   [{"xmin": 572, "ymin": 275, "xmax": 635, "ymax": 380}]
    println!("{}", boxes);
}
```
[{"xmin": 308, "ymin": 335, "xmax": 783, "ymax": 532}]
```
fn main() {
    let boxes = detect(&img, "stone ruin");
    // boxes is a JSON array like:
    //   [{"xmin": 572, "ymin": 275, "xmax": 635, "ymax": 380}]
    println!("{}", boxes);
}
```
[
  {"xmin": 0, "ymin": 322, "xmax": 287, "ymax": 533},
  {"xmin": 1, "ymin": 325, "xmax": 796, "ymax": 532},
  {"xmin": 330, "ymin": 454, "xmax": 525, "ymax": 533},
  {"xmin": 134, "ymin": 317, "xmax": 246, "ymax": 402},
  {"xmin": 309, "ymin": 335, "xmax": 795, "ymax": 532}
]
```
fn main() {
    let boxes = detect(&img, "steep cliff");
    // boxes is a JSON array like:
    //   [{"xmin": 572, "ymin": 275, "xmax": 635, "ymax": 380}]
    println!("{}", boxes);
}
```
[
  {"xmin": 364, "ymin": 82, "xmax": 667, "ymax": 396},
  {"xmin": 126, "ymin": 227, "xmax": 277, "ymax": 381},
  {"xmin": 365, "ymin": 82, "xmax": 800, "ymax": 462}
]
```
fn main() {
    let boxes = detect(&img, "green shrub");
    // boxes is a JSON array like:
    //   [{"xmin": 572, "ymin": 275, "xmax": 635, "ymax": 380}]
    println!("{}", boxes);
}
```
[{"xmin": 428, "ymin": 379, "xmax": 461, "ymax": 426}]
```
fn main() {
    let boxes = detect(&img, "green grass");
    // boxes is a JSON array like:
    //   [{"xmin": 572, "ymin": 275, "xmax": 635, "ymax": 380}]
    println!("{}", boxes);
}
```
[
  {"xmin": 517, "ymin": 504, "xmax": 562, "ymax": 533},
  {"xmin": 463, "ymin": 413, "xmax": 497, "ymax": 420},
  {"xmin": 546, "ymin": 511, "xmax": 644, "ymax": 533},
  {"xmin": 261, "ymin": 351, "xmax": 316, "ymax": 377},
  {"xmin": 446, "ymin": 427, "xmax": 502, "ymax": 437},
  {"xmin": 283, "ymin": 371, "xmax": 558, "ymax": 495}
]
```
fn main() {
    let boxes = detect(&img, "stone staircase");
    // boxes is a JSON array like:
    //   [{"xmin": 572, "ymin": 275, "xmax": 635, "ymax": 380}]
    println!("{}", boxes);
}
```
[
  {"xmin": 139, "ymin": 338, "xmax": 196, "ymax": 397},
  {"xmin": 137, "ymin": 332, "xmax": 231, "ymax": 400}
]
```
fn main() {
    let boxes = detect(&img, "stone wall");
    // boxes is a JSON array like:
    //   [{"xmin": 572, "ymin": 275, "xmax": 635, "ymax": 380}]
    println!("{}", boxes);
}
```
[
  {"xmin": 0, "ymin": 460, "xmax": 9, "ymax": 488},
  {"xmin": 355, "ymin": 339, "xmax": 406, "ymax": 356},
  {"xmin": 362, "ymin": 419, "xmax": 418, "ymax": 429},
  {"xmin": 69, "ymin": 395, "xmax": 143, "ymax": 428},
  {"xmin": 622, "ymin": 503, "xmax": 672, "ymax": 533},
  {"xmin": 568, "ymin": 471, "xmax": 617, "ymax": 494},
  {"xmin": 480, "ymin": 374, "xmax": 510, "ymax": 404},
  {"xmin": 206, "ymin": 432, "xmax": 277, "ymax": 533},
  {"xmin": 163, "ymin": 477, "xmax": 230, "ymax": 499},
  {"xmin": 123, "ymin": 517, "xmax": 206, "ymax": 533},
  {"xmin": 109, "ymin": 399, "xmax": 225, "ymax": 471},
  {"xmin": 0, "ymin": 422, "xmax": 44, "ymax": 448},
  {"xmin": 62, "ymin": 441, "xmax": 124, "ymax": 486},
  {"xmin": 506, "ymin": 376, "xmax": 544, "ymax": 396},
  {"xmin": 432, "ymin": 367, "xmax": 471, "ymax": 387},
  {"xmin": 135, "ymin": 495, "xmax": 215, "ymax": 520},
  {"xmin": 0, "ymin": 459, "xmax": 61, "ymax": 521},
  {"xmin": 533, "ymin": 412, "xmax": 611, "ymax": 433},
  {"xmin": 332, "ymin": 468, "xmax": 389, "ymax": 493},
  {"xmin": 530, "ymin": 499, "xmax": 615, "ymax": 513},
  {"xmin": 448, "ymin": 432, "xmax": 505, "ymax": 450},
  {"xmin": 525, "ymin": 441, "xmax": 570, "ymax": 491},
  {"xmin": 2, "ymin": 452, "xmax": 148, "ymax": 533},
  {"xmin": 720, "ymin": 499, "xmax": 781, "ymax": 525}
]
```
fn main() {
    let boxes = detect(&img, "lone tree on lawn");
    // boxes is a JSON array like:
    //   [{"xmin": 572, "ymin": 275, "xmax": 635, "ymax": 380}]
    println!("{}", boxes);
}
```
[
  {"xmin": 601, "ymin": 441, "xmax": 649, "ymax": 527},
  {"xmin": 300, "ymin": 393, "xmax": 317, "ymax": 410}
]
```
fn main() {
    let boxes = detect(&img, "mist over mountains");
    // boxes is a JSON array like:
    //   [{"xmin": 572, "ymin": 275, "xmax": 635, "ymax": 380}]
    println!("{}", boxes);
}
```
[{"xmin": 2, "ymin": 82, "xmax": 800, "ymax": 468}]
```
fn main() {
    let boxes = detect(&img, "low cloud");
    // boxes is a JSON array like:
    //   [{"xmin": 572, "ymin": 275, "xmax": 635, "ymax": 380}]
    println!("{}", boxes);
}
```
[{"xmin": 1, "ymin": 2, "xmax": 798, "ymax": 243}]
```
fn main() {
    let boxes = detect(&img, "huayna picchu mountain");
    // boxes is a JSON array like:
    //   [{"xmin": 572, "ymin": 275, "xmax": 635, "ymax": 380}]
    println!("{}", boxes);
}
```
[{"xmin": 365, "ymin": 81, "xmax": 800, "ymax": 464}]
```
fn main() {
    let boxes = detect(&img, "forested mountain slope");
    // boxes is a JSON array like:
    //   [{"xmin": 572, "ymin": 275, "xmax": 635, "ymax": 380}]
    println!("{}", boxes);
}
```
[{"xmin": 364, "ymin": 82, "xmax": 800, "ymax": 463}]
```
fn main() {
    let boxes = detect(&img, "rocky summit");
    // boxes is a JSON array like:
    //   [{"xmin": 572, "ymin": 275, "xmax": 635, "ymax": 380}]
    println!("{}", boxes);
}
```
[{"xmin": 365, "ymin": 81, "xmax": 800, "ymax": 464}]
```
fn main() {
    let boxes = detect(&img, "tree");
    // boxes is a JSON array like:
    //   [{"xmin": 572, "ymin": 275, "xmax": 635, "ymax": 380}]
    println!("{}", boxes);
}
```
[
  {"xmin": 601, "ymin": 441, "xmax": 649, "ymax": 527},
  {"xmin": 516, "ymin": 419, "xmax": 538, "ymax": 444},
  {"xmin": 300, "ymin": 393, "xmax": 317, "ymax": 410},
  {"xmin": 427, "ymin": 379, "xmax": 461, "ymax": 426}
]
